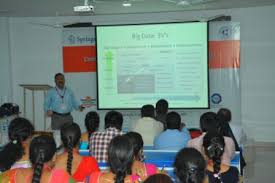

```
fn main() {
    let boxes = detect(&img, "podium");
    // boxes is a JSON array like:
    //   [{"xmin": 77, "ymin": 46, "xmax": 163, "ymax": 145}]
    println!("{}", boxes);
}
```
[{"xmin": 20, "ymin": 84, "xmax": 52, "ymax": 130}]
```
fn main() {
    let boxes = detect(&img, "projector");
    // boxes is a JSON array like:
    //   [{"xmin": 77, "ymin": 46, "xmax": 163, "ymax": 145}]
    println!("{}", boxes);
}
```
[{"xmin": 73, "ymin": 5, "xmax": 94, "ymax": 12}]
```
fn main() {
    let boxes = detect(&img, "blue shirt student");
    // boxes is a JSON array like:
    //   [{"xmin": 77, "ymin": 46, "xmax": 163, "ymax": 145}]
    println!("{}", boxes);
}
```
[
  {"xmin": 44, "ymin": 86, "xmax": 80, "ymax": 114},
  {"xmin": 154, "ymin": 128, "xmax": 191, "ymax": 151}
]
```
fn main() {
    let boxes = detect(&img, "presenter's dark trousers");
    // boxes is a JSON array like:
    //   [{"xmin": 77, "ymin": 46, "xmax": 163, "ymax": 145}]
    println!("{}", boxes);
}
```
[{"xmin": 51, "ymin": 112, "xmax": 73, "ymax": 130}]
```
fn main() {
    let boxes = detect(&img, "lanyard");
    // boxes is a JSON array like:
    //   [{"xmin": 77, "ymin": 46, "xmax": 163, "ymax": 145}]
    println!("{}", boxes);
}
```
[{"xmin": 55, "ymin": 87, "xmax": 66, "ymax": 102}]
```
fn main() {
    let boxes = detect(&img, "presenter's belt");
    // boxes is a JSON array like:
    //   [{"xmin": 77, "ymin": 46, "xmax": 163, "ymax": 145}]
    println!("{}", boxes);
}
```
[{"xmin": 53, "ymin": 111, "xmax": 71, "ymax": 116}]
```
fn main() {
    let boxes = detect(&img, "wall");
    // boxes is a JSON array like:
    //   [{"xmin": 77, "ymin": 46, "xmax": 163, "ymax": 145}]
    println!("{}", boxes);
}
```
[
  {"xmin": 6, "ymin": 5, "xmax": 275, "ymax": 142},
  {"xmin": 0, "ymin": 17, "xmax": 12, "ymax": 104}
]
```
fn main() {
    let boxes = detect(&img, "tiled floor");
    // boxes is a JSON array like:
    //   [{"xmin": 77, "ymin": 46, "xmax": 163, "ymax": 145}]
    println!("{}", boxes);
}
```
[{"xmin": 243, "ymin": 144, "xmax": 275, "ymax": 182}]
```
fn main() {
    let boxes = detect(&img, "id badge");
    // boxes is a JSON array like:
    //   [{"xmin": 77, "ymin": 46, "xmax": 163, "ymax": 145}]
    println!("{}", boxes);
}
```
[{"xmin": 60, "ymin": 103, "xmax": 67, "ymax": 110}]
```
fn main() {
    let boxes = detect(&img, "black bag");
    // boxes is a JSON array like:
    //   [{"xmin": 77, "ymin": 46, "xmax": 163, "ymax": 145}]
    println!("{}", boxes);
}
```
[{"xmin": 0, "ymin": 103, "xmax": 19, "ymax": 117}]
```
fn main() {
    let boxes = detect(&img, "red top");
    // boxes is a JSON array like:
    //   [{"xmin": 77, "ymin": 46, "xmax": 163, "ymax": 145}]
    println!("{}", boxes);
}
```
[{"xmin": 73, "ymin": 156, "xmax": 100, "ymax": 182}]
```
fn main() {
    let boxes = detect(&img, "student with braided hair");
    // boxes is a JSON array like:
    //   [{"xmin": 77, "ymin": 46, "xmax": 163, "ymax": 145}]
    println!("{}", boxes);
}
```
[
  {"xmin": 0, "ymin": 135, "xmax": 74, "ymax": 183},
  {"xmin": 87, "ymin": 135, "xmax": 142, "ymax": 183},
  {"xmin": 81, "ymin": 111, "xmax": 100, "ymax": 143},
  {"xmin": 0, "ymin": 117, "xmax": 34, "ymax": 172},
  {"xmin": 174, "ymin": 148, "xmax": 206, "ymax": 183},
  {"xmin": 203, "ymin": 131, "xmax": 239, "ymax": 183},
  {"xmin": 125, "ymin": 132, "xmax": 159, "ymax": 181},
  {"xmin": 55, "ymin": 122, "xmax": 99, "ymax": 182}
]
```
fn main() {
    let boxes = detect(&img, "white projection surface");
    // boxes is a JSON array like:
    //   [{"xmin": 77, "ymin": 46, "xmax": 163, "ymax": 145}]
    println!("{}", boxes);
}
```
[{"xmin": 96, "ymin": 22, "xmax": 209, "ymax": 109}]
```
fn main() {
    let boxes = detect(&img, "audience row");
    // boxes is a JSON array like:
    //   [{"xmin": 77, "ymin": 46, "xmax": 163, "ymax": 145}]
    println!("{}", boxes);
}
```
[{"xmin": 0, "ymin": 98, "xmax": 244, "ymax": 182}]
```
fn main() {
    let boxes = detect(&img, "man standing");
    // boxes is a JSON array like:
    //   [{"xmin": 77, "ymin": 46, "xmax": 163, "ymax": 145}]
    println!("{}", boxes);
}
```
[{"xmin": 44, "ymin": 73, "xmax": 84, "ymax": 130}]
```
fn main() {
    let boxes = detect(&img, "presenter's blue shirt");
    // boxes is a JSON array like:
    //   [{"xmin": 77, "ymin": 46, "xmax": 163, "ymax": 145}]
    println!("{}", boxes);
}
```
[
  {"xmin": 44, "ymin": 86, "xmax": 80, "ymax": 114},
  {"xmin": 154, "ymin": 128, "xmax": 191, "ymax": 150}
]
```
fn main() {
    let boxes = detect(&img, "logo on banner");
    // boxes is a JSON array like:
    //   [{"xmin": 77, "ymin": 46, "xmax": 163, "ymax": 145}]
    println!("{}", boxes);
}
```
[
  {"xmin": 68, "ymin": 35, "xmax": 76, "ymax": 44},
  {"xmin": 218, "ymin": 26, "xmax": 232, "ymax": 40},
  {"xmin": 211, "ymin": 93, "xmax": 222, "ymax": 104}
]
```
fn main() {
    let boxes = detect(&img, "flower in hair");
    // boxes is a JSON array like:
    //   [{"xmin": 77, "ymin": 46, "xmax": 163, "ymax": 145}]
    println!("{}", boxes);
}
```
[{"xmin": 12, "ymin": 140, "xmax": 17, "ymax": 144}]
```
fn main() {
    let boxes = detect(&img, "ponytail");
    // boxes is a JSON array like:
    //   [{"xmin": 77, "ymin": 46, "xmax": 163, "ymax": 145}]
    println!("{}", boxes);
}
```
[
  {"xmin": 115, "ymin": 169, "xmax": 127, "ymax": 183},
  {"xmin": 186, "ymin": 168, "xmax": 198, "ymax": 183},
  {"xmin": 66, "ymin": 136, "xmax": 74, "ymax": 175},
  {"xmin": 212, "ymin": 157, "xmax": 222, "ymax": 183},
  {"xmin": 0, "ymin": 140, "xmax": 23, "ymax": 171},
  {"xmin": 60, "ymin": 123, "xmax": 81, "ymax": 175},
  {"xmin": 203, "ymin": 132, "xmax": 225, "ymax": 183},
  {"xmin": 32, "ymin": 150, "xmax": 45, "ymax": 183}
]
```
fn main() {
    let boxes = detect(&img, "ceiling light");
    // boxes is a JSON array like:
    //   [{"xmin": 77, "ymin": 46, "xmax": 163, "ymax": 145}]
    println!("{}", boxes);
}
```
[
  {"xmin": 122, "ymin": 1, "xmax": 132, "ymax": 7},
  {"xmin": 177, "ymin": 0, "xmax": 191, "ymax": 6}
]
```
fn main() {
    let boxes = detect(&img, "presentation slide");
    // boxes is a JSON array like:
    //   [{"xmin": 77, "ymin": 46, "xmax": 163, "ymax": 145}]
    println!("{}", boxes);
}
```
[{"xmin": 96, "ymin": 22, "xmax": 209, "ymax": 109}]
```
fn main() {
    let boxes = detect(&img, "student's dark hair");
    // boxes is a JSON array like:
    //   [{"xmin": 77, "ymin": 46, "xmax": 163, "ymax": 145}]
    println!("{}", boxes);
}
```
[
  {"xmin": 104, "ymin": 110, "xmax": 123, "ymax": 130},
  {"xmin": 216, "ymin": 108, "xmax": 234, "ymax": 137},
  {"xmin": 174, "ymin": 148, "xmax": 206, "ymax": 183},
  {"xmin": 217, "ymin": 108, "xmax": 231, "ymax": 123},
  {"xmin": 125, "ymin": 132, "xmax": 144, "ymax": 159},
  {"xmin": 85, "ymin": 111, "xmax": 100, "ymax": 139},
  {"xmin": 199, "ymin": 112, "xmax": 218, "ymax": 133},
  {"xmin": 0, "ymin": 117, "xmax": 34, "ymax": 172},
  {"xmin": 108, "ymin": 135, "xmax": 134, "ymax": 183},
  {"xmin": 166, "ymin": 111, "xmax": 181, "ymax": 130},
  {"xmin": 61, "ymin": 122, "xmax": 81, "ymax": 175},
  {"xmin": 144, "ymin": 174, "xmax": 173, "ymax": 183},
  {"xmin": 203, "ymin": 131, "xmax": 225, "ymax": 183},
  {"xmin": 156, "ymin": 99, "xmax": 168, "ymax": 114},
  {"xmin": 30, "ymin": 135, "xmax": 56, "ymax": 183},
  {"xmin": 141, "ymin": 104, "xmax": 155, "ymax": 118},
  {"xmin": 54, "ymin": 72, "xmax": 64, "ymax": 79}
]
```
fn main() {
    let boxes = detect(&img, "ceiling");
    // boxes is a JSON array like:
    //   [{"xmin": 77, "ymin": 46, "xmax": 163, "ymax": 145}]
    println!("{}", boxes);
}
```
[{"xmin": 0, "ymin": 0, "xmax": 275, "ymax": 17}]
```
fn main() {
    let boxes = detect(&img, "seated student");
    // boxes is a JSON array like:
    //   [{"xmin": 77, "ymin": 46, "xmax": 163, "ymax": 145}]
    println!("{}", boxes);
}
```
[
  {"xmin": 81, "ymin": 111, "xmax": 100, "ymax": 143},
  {"xmin": 143, "ymin": 174, "xmax": 173, "ymax": 183},
  {"xmin": 217, "ymin": 108, "xmax": 246, "ymax": 145},
  {"xmin": 0, "ymin": 117, "xmax": 34, "ymax": 172},
  {"xmin": 217, "ymin": 108, "xmax": 246, "ymax": 174},
  {"xmin": 155, "ymin": 99, "xmax": 169, "ymax": 129},
  {"xmin": 154, "ymin": 111, "xmax": 191, "ymax": 150},
  {"xmin": 89, "ymin": 110, "xmax": 124, "ymax": 162},
  {"xmin": 187, "ymin": 112, "xmax": 235, "ymax": 166},
  {"xmin": 174, "ymin": 147, "xmax": 206, "ymax": 183},
  {"xmin": 125, "ymin": 132, "xmax": 159, "ymax": 181},
  {"xmin": 86, "ymin": 135, "xmax": 142, "ymax": 183},
  {"xmin": 55, "ymin": 123, "xmax": 100, "ymax": 182},
  {"xmin": 0, "ymin": 135, "xmax": 74, "ymax": 183},
  {"xmin": 203, "ymin": 131, "xmax": 239, "ymax": 183},
  {"xmin": 132, "ymin": 104, "xmax": 163, "ymax": 146}
]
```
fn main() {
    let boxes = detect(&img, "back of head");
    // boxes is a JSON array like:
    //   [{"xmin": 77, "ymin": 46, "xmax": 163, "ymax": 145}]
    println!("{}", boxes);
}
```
[
  {"xmin": 105, "ymin": 110, "xmax": 123, "ymax": 130},
  {"xmin": 141, "ymin": 104, "xmax": 155, "ymax": 118},
  {"xmin": 0, "ymin": 117, "xmax": 34, "ymax": 171},
  {"xmin": 199, "ymin": 112, "xmax": 218, "ymax": 133},
  {"xmin": 166, "ymin": 111, "xmax": 181, "ymax": 130},
  {"xmin": 156, "ymin": 99, "xmax": 168, "ymax": 115},
  {"xmin": 108, "ymin": 135, "xmax": 134, "ymax": 183},
  {"xmin": 203, "ymin": 131, "xmax": 225, "ymax": 183},
  {"xmin": 144, "ymin": 174, "xmax": 173, "ymax": 183},
  {"xmin": 125, "ymin": 132, "xmax": 144, "ymax": 159},
  {"xmin": 216, "ymin": 108, "xmax": 232, "ymax": 137},
  {"xmin": 60, "ymin": 122, "xmax": 81, "ymax": 175},
  {"xmin": 174, "ymin": 148, "xmax": 206, "ymax": 183},
  {"xmin": 30, "ymin": 135, "xmax": 56, "ymax": 183},
  {"xmin": 85, "ymin": 111, "xmax": 100, "ymax": 137},
  {"xmin": 217, "ymin": 108, "xmax": 231, "ymax": 123}
]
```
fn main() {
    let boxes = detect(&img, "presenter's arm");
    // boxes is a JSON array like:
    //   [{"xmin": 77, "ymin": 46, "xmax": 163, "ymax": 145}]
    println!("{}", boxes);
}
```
[{"xmin": 44, "ymin": 90, "xmax": 53, "ymax": 116}]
